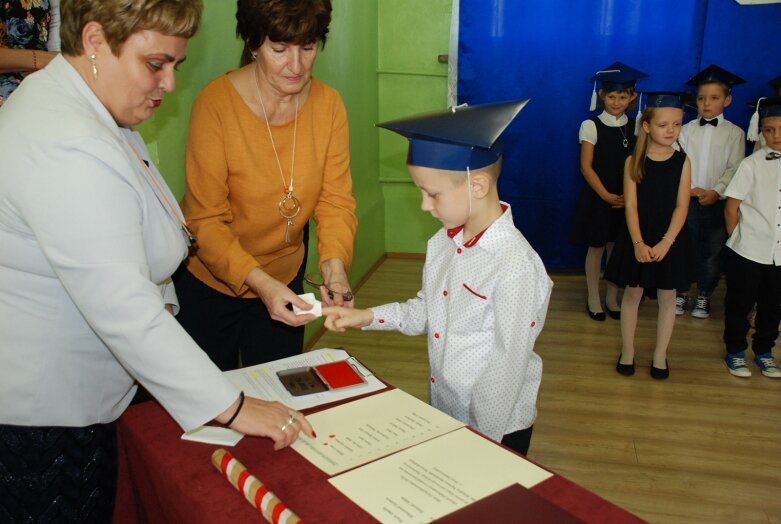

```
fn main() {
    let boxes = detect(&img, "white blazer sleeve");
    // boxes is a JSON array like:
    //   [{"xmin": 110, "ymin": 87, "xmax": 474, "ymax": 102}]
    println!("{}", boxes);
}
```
[{"xmin": 20, "ymin": 136, "xmax": 238, "ymax": 431}]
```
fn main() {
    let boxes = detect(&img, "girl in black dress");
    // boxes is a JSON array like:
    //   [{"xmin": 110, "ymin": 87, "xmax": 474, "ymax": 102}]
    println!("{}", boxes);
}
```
[
  {"xmin": 605, "ymin": 93, "xmax": 694, "ymax": 379},
  {"xmin": 571, "ymin": 62, "xmax": 646, "ymax": 321}
]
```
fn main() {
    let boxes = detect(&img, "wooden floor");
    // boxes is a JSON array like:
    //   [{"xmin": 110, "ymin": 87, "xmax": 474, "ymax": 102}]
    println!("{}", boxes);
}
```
[{"xmin": 311, "ymin": 256, "xmax": 781, "ymax": 524}]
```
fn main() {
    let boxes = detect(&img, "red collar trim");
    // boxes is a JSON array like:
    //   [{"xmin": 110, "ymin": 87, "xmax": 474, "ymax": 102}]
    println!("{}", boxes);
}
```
[
  {"xmin": 446, "ymin": 226, "xmax": 463, "ymax": 239},
  {"xmin": 447, "ymin": 203, "xmax": 508, "ymax": 248}
]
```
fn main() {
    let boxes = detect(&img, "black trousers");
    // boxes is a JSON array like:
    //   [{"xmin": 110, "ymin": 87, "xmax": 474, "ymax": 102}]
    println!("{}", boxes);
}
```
[
  {"xmin": 174, "ymin": 263, "xmax": 306, "ymax": 371},
  {"xmin": 501, "ymin": 425, "xmax": 534, "ymax": 456},
  {"xmin": 0, "ymin": 423, "xmax": 117, "ymax": 523},
  {"xmin": 723, "ymin": 248, "xmax": 781, "ymax": 355}
]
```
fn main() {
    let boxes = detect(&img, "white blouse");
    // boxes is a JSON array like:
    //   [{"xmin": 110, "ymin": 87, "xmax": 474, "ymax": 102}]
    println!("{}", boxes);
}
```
[{"xmin": 579, "ymin": 110, "xmax": 630, "ymax": 145}]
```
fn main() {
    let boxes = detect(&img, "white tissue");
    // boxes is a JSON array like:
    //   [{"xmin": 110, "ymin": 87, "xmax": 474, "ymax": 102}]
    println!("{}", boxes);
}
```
[{"xmin": 293, "ymin": 292, "xmax": 322, "ymax": 317}]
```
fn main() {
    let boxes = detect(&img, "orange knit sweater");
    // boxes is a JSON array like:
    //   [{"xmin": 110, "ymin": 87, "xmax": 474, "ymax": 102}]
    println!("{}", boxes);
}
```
[{"xmin": 181, "ymin": 75, "xmax": 357, "ymax": 298}]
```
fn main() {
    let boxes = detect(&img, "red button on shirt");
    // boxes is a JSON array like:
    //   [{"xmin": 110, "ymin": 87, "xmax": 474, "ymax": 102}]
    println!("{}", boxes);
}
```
[
  {"xmin": 457, "ymin": 248, "xmax": 462, "ymax": 254},
  {"xmin": 378, "ymin": 319, "xmax": 385, "ymax": 324},
  {"xmin": 443, "ymin": 290, "xmax": 448, "ymax": 297},
  {"xmin": 434, "ymin": 332, "xmax": 440, "ymax": 339},
  {"xmin": 430, "ymin": 377, "xmax": 436, "ymax": 383}
]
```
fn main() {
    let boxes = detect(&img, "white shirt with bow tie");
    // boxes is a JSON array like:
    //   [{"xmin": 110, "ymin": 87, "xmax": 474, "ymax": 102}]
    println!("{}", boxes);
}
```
[
  {"xmin": 678, "ymin": 113, "xmax": 745, "ymax": 196},
  {"xmin": 725, "ymin": 147, "xmax": 781, "ymax": 265}
]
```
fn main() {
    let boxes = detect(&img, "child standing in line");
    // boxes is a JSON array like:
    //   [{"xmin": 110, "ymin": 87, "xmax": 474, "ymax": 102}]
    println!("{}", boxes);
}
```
[
  {"xmin": 721, "ymin": 96, "xmax": 781, "ymax": 379},
  {"xmin": 605, "ymin": 93, "xmax": 694, "ymax": 380},
  {"xmin": 322, "ymin": 100, "xmax": 552, "ymax": 456},
  {"xmin": 571, "ymin": 62, "xmax": 647, "ymax": 322},
  {"xmin": 675, "ymin": 65, "xmax": 746, "ymax": 319},
  {"xmin": 751, "ymin": 75, "xmax": 781, "ymax": 152}
]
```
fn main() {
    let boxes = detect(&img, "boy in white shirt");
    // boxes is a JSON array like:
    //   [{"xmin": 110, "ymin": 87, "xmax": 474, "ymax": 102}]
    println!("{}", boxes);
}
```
[
  {"xmin": 322, "ymin": 100, "xmax": 552, "ymax": 455},
  {"xmin": 722, "ymin": 96, "xmax": 781, "ymax": 378},
  {"xmin": 676, "ymin": 64, "xmax": 746, "ymax": 318}
]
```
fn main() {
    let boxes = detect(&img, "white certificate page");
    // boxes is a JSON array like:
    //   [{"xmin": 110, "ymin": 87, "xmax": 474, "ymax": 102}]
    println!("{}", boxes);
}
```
[
  {"xmin": 290, "ymin": 389, "xmax": 465, "ymax": 475},
  {"xmin": 329, "ymin": 427, "xmax": 554, "ymax": 523}
]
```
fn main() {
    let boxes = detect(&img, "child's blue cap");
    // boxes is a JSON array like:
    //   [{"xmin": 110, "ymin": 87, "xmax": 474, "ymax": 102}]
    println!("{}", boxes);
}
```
[
  {"xmin": 631, "ymin": 92, "xmax": 690, "ymax": 135},
  {"xmin": 759, "ymin": 96, "xmax": 781, "ymax": 119},
  {"xmin": 642, "ymin": 92, "xmax": 688, "ymax": 109},
  {"xmin": 589, "ymin": 62, "xmax": 647, "ymax": 111},
  {"xmin": 376, "ymin": 99, "xmax": 529, "ymax": 171},
  {"xmin": 770, "ymin": 75, "xmax": 781, "ymax": 92},
  {"xmin": 592, "ymin": 61, "xmax": 648, "ymax": 92},
  {"xmin": 748, "ymin": 96, "xmax": 781, "ymax": 142},
  {"xmin": 686, "ymin": 64, "xmax": 745, "ymax": 90}
]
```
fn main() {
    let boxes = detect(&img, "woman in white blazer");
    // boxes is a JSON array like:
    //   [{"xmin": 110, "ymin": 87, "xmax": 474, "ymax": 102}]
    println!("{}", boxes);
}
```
[{"xmin": 0, "ymin": 0, "xmax": 313, "ymax": 519}]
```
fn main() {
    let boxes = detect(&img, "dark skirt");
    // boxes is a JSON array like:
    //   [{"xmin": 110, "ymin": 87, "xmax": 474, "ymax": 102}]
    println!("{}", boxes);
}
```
[
  {"xmin": 569, "ymin": 189, "xmax": 624, "ymax": 247},
  {"xmin": 0, "ymin": 423, "xmax": 117, "ymax": 523}
]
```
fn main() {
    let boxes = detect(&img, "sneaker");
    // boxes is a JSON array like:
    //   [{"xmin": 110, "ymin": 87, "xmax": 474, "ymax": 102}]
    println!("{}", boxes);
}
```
[
  {"xmin": 724, "ymin": 352, "xmax": 751, "ymax": 377},
  {"xmin": 691, "ymin": 295, "xmax": 710, "ymax": 319},
  {"xmin": 754, "ymin": 353, "xmax": 781, "ymax": 378},
  {"xmin": 675, "ymin": 294, "xmax": 687, "ymax": 316}
]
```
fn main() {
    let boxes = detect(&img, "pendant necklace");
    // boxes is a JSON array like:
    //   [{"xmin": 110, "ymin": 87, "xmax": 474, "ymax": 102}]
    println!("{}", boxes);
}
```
[
  {"xmin": 254, "ymin": 64, "xmax": 300, "ymax": 243},
  {"xmin": 618, "ymin": 121, "xmax": 629, "ymax": 148}
]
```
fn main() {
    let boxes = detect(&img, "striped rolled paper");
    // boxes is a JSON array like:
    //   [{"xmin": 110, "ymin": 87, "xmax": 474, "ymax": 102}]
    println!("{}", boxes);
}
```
[{"xmin": 211, "ymin": 448, "xmax": 302, "ymax": 524}]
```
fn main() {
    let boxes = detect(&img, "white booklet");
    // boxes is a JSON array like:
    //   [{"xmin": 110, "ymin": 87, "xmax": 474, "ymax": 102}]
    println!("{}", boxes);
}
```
[
  {"xmin": 181, "ymin": 349, "xmax": 387, "ymax": 445},
  {"xmin": 223, "ymin": 348, "xmax": 387, "ymax": 411}
]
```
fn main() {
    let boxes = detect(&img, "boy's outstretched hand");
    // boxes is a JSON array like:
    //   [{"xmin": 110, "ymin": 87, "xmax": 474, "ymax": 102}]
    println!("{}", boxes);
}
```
[{"xmin": 321, "ymin": 306, "xmax": 374, "ymax": 332}]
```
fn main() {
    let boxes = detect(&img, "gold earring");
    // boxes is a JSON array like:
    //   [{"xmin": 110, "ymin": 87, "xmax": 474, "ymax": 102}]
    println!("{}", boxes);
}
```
[{"xmin": 89, "ymin": 54, "xmax": 98, "ymax": 80}]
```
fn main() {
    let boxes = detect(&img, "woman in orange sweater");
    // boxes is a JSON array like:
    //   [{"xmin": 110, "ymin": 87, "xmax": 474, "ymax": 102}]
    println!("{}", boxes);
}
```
[{"xmin": 175, "ymin": 0, "xmax": 356, "ymax": 370}]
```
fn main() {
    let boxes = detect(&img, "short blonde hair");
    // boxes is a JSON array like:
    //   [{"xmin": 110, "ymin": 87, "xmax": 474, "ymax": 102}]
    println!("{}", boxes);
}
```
[{"xmin": 60, "ymin": 0, "xmax": 202, "ymax": 55}]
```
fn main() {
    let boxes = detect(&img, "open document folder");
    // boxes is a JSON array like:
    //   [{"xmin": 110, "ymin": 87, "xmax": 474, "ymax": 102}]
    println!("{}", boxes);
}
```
[{"xmin": 290, "ymin": 388, "xmax": 553, "ymax": 523}]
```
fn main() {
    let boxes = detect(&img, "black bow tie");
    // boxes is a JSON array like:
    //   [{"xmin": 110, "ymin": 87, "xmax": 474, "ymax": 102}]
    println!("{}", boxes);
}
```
[
  {"xmin": 767, "ymin": 151, "xmax": 781, "ymax": 160},
  {"xmin": 699, "ymin": 118, "xmax": 718, "ymax": 127}
]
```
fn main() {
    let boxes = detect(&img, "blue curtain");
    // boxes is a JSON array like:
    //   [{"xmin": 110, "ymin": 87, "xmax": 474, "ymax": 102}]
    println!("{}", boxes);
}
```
[{"xmin": 458, "ymin": 0, "xmax": 781, "ymax": 269}]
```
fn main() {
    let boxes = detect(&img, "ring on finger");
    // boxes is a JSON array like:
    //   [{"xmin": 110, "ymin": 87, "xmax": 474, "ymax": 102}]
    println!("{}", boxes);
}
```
[{"xmin": 280, "ymin": 414, "xmax": 297, "ymax": 432}]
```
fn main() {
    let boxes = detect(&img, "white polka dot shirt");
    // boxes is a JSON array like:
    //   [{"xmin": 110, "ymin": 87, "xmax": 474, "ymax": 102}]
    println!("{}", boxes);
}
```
[{"xmin": 366, "ymin": 203, "xmax": 552, "ymax": 441}]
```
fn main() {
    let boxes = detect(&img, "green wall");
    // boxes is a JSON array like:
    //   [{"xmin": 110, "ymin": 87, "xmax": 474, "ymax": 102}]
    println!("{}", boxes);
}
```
[
  {"xmin": 136, "ymin": 0, "xmax": 383, "ymax": 341},
  {"xmin": 136, "ymin": 0, "xmax": 451, "ymax": 338},
  {"xmin": 137, "ymin": 0, "xmax": 242, "ymax": 197},
  {"xmin": 377, "ymin": 0, "xmax": 452, "ymax": 252}
]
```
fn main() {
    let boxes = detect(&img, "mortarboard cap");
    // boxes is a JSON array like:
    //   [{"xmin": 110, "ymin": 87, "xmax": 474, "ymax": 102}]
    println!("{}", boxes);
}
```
[
  {"xmin": 759, "ymin": 95, "xmax": 781, "ymax": 119},
  {"xmin": 593, "ymin": 62, "xmax": 648, "ymax": 92},
  {"xmin": 589, "ymin": 61, "xmax": 648, "ymax": 111},
  {"xmin": 769, "ymin": 75, "xmax": 781, "ymax": 93},
  {"xmin": 685, "ymin": 64, "xmax": 745, "ymax": 90},
  {"xmin": 747, "ymin": 95, "xmax": 781, "ymax": 142},
  {"xmin": 376, "ymin": 99, "xmax": 529, "ymax": 171},
  {"xmin": 632, "ymin": 92, "xmax": 689, "ymax": 135},
  {"xmin": 642, "ymin": 92, "xmax": 688, "ymax": 109}
]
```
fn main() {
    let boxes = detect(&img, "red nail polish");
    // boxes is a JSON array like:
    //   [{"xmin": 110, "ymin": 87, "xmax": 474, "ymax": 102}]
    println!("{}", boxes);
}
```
[{"xmin": 313, "ymin": 431, "xmax": 317, "ymax": 438}]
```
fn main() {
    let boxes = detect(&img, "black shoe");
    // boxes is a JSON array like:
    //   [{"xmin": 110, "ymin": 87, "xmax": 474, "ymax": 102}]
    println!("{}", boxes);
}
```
[
  {"xmin": 587, "ymin": 303, "xmax": 606, "ymax": 321},
  {"xmin": 605, "ymin": 305, "xmax": 621, "ymax": 320},
  {"xmin": 650, "ymin": 360, "xmax": 669, "ymax": 380},
  {"xmin": 616, "ymin": 354, "xmax": 635, "ymax": 376}
]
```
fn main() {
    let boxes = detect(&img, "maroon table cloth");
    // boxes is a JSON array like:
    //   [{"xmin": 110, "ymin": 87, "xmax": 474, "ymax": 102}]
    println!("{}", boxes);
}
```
[{"xmin": 113, "ymin": 400, "xmax": 644, "ymax": 523}]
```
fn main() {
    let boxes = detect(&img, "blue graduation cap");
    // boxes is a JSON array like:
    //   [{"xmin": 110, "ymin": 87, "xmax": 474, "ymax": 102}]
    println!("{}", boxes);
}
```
[
  {"xmin": 748, "ymin": 95, "xmax": 781, "ymax": 142},
  {"xmin": 686, "ymin": 64, "xmax": 745, "ymax": 91},
  {"xmin": 631, "ymin": 92, "xmax": 689, "ymax": 135},
  {"xmin": 642, "ymin": 91, "xmax": 689, "ymax": 109},
  {"xmin": 770, "ymin": 75, "xmax": 781, "ymax": 94},
  {"xmin": 589, "ymin": 61, "xmax": 648, "ymax": 111},
  {"xmin": 376, "ymin": 99, "xmax": 529, "ymax": 171}
]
